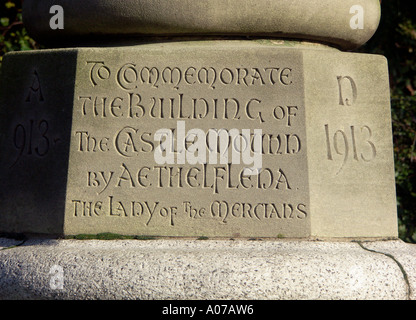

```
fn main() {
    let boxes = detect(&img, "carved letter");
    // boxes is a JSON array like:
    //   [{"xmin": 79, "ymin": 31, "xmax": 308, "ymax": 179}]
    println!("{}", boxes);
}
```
[{"xmin": 337, "ymin": 76, "xmax": 357, "ymax": 106}]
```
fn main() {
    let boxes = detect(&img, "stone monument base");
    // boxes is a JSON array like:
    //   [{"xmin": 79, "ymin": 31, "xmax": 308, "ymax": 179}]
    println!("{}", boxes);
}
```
[
  {"xmin": 0, "ymin": 237, "xmax": 414, "ymax": 300},
  {"xmin": 0, "ymin": 41, "xmax": 398, "ymax": 239}
]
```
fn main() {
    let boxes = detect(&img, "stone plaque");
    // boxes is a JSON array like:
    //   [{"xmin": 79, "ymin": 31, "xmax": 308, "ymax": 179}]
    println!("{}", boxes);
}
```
[{"xmin": 0, "ymin": 41, "xmax": 397, "ymax": 238}]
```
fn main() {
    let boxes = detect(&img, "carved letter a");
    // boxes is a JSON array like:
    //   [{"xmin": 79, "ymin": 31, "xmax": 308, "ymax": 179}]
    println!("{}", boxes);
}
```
[{"xmin": 26, "ymin": 70, "xmax": 44, "ymax": 102}]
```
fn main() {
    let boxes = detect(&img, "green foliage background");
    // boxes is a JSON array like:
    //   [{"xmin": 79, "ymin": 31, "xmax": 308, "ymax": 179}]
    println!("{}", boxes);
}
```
[
  {"xmin": 0, "ymin": 0, "xmax": 415, "ymax": 242},
  {"xmin": 0, "ymin": 0, "xmax": 40, "ymax": 65}
]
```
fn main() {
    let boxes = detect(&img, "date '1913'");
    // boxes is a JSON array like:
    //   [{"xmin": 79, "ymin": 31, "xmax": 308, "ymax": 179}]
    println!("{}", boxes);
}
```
[{"xmin": 324, "ymin": 124, "xmax": 377, "ymax": 175}]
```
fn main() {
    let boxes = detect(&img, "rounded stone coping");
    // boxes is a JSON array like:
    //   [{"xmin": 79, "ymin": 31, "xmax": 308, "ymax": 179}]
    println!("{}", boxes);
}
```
[
  {"xmin": 23, "ymin": 0, "xmax": 380, "ymax": 50},
  {"xmin": 0, "ymin": 238, "xmax": 414, "ymax": 300}
]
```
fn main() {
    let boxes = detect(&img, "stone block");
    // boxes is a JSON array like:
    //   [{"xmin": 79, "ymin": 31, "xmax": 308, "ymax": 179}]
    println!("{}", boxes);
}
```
[{"xmin": 0, "ymin": 41, "xmax": 397, "ymax": 238}]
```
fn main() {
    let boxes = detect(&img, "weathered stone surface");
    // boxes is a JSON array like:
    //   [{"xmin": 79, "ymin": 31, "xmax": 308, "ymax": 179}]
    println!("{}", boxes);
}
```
[
  {"xmin": 0, "ymin": 238, "xmax": 414, "ymax": 300},
  {"xmin": 303, "ymin": 50, "xmax": 398, "ymax": 238},
  {"xmin": 0, "ymin": 50, "xmax": 78, "ymax": 236},
  {"xmin": 23, "ymin": 0, "xmax": 381, "ymax": 50},
  {"xmin": 0, "ymin": 41, "xmax": 397, "ymax": 238}
]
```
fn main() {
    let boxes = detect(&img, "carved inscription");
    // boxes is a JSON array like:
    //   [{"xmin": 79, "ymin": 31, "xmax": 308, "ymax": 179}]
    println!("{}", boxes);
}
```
[
  {"xmin": 70, "ymin": 197, "xmax": 308, "ymax": 227},
  {"xmin": 337, "ymin": 75, "xmax": 357, "ymax": 106},
  {"xmin": 10, "ymin": 117, "xmax": 63, "ymax": 168},
  {"xmin": 11, "ymin": 120, "xmax": 51, "ymax": 167},
  {"xmin": 86, "ymin": 163, "xmax": 292, "ymax": 194},
  {"xmin": 67, "ymin": 58, "xmax": 310, "ymax": 235},
  {"xmin": 111, "ymin": 63, "xmax": 294, "ymax": 90},
  {"xmin": 77, "ymin": 93, "xmax": 305, "ymax": 125},
  {"xmin": 8, "ymin": 70, "xmax": 63, "ymax": 167},
  {"xmin": 26, "ymin": 70, "xmax": 44, "ymax": 103},
  {"xmin": 324, "ymin": 75, "xmax": 379, "ymax": 175},
  {"xmin": 74, "ymin": 128, "xmax": 301, "ymax": 157},
  {"xmin": 324, "ymin": 124, "xmax": 377, "ymax": 174}
]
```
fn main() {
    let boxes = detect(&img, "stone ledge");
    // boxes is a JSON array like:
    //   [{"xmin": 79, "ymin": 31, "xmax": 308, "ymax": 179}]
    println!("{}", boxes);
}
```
[{"xmin": 0, "ymin": 238, "xmax": 414, "ymax": 300}]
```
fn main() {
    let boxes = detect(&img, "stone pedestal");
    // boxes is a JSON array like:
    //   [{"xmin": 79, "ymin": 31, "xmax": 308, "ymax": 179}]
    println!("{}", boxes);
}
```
[
  {"xmin": 0, "ymin": 238, "xmax": 415, "ymax": 300},
  {"xmin": 0, "ymin": 41, "xmax": 397, "ymax": 239},
  {"xmin": 0, "ymin": 0, "xmax": 414, "ymax": 301}
]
